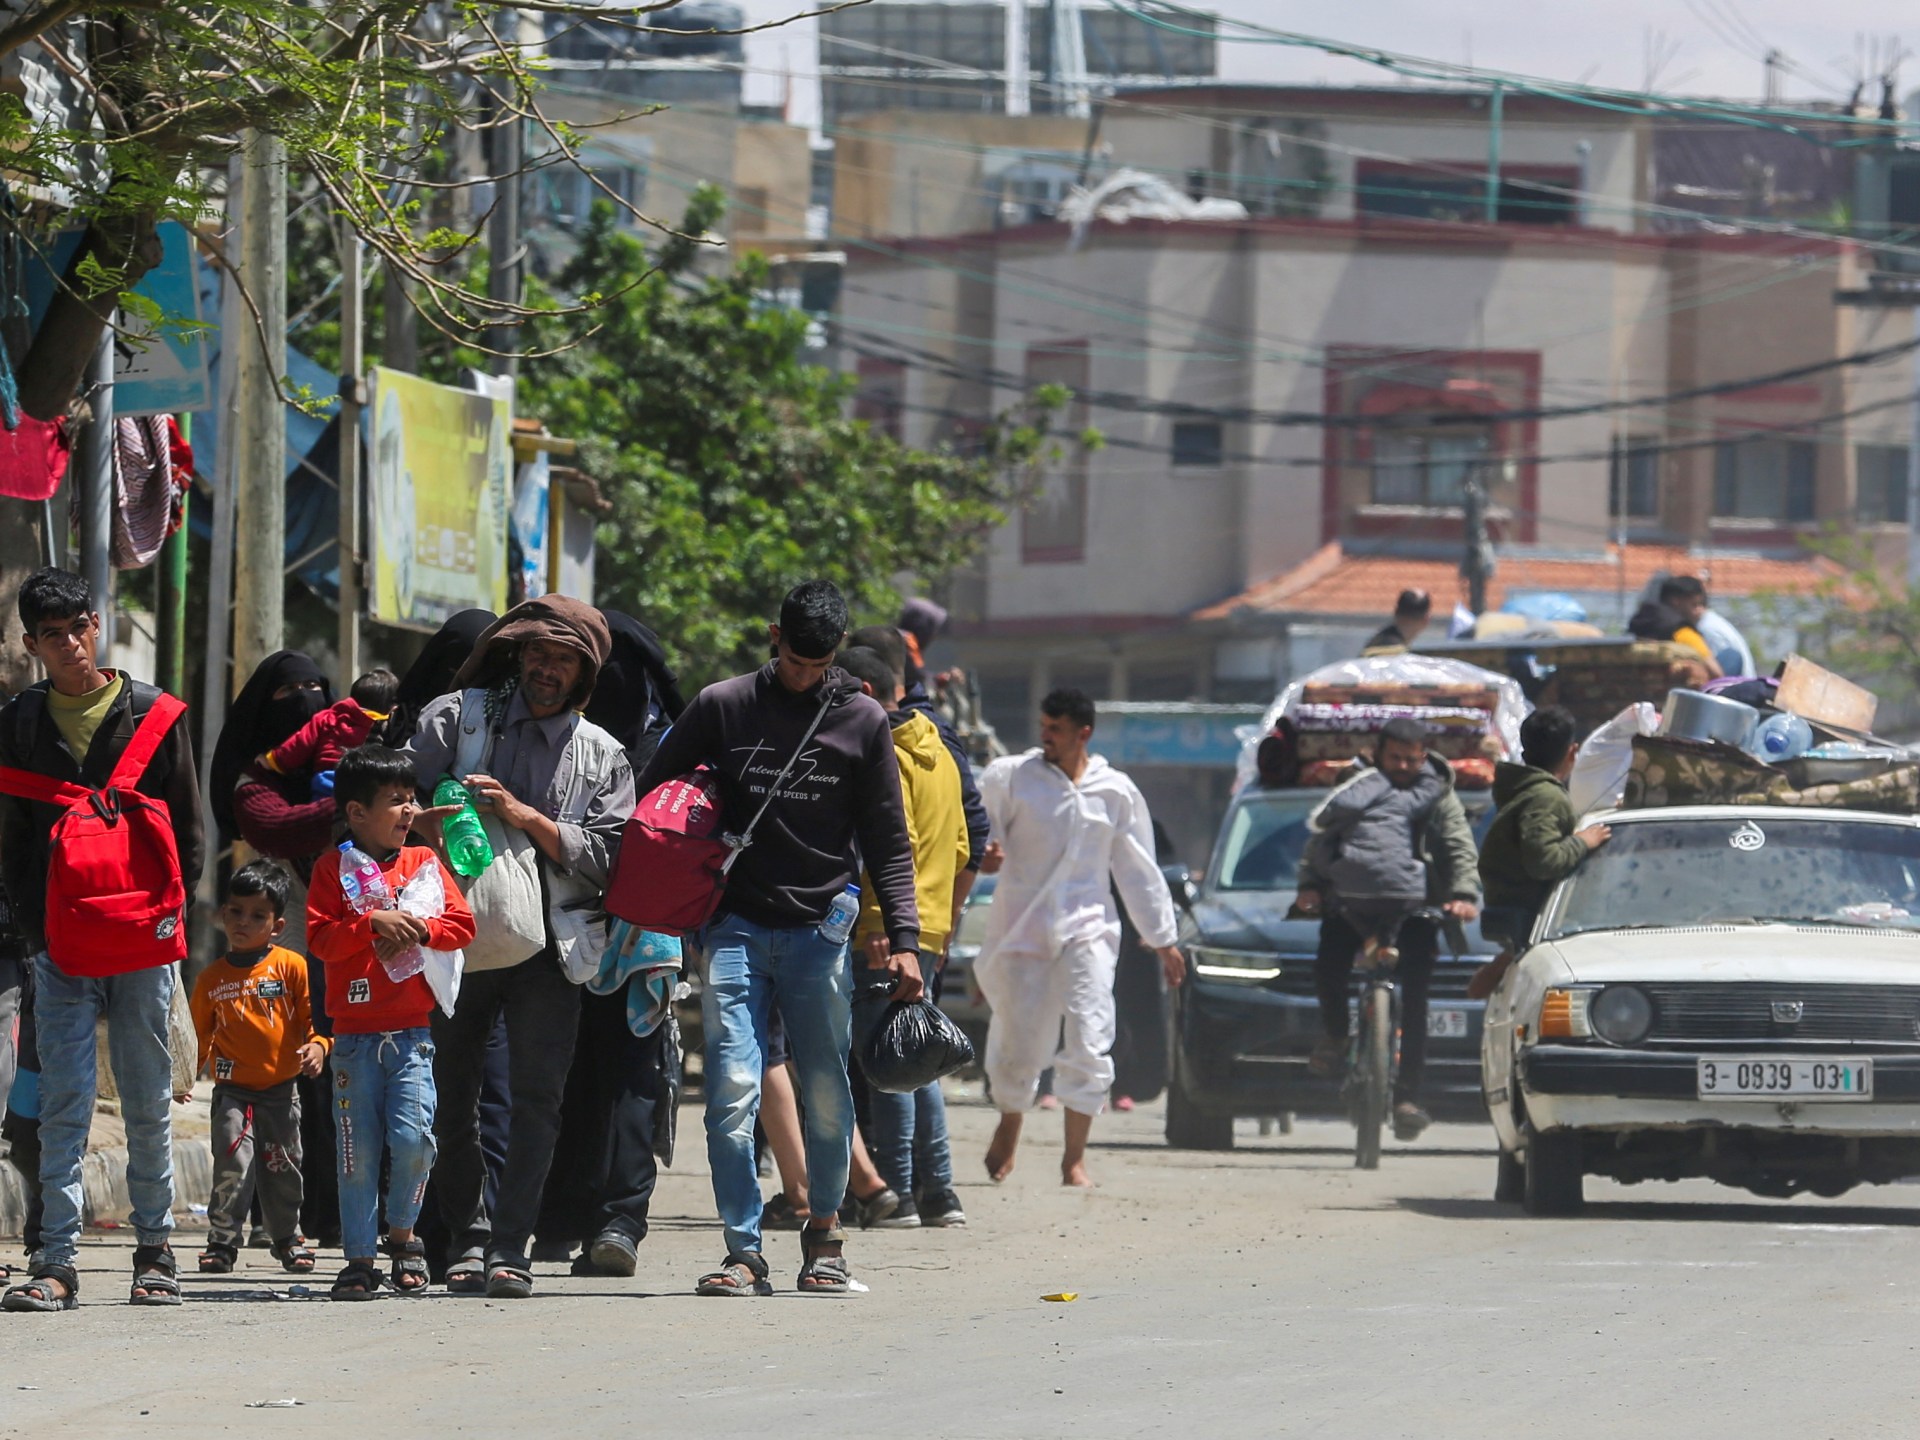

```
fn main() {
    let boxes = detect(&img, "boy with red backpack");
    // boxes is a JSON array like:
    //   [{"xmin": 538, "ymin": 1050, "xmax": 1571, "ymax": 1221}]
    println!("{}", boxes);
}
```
[{"xmin": 0, "ymin": 568, "xmax": 203, "ymax": 1312}]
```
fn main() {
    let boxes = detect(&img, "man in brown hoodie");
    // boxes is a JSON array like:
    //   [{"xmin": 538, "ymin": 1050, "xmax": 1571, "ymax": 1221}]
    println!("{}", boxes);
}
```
[{"xmin": 402, "ymin": 596, "xmax": 636, "ymax": 1299}]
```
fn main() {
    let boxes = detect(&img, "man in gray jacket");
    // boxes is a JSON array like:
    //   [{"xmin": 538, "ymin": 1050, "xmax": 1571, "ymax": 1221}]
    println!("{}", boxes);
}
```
[
  {"xmin": 1295, "ymin": 718, "xmax": 1480, "ymax": 1139},
  {"xmin": 404, "ymin": 596, "xmax": 634, "ymax": 1299}
]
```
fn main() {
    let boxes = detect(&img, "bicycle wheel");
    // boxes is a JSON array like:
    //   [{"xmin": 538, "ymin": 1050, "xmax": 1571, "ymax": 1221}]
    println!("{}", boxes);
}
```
[{"xmin": 1353, "ymin": 986, "xmax": 1391, "ymax": 1170}]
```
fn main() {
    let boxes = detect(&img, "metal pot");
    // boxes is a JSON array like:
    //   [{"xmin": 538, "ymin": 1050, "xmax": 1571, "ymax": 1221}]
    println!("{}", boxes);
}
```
[{"xmin": 1660, "ymin": 688, "xmax": 1759, "ymax": 748}]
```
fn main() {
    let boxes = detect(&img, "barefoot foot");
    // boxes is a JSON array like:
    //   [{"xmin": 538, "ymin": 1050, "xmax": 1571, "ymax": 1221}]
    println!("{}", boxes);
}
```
[
  {"xmin": 986, "ymin": 1113, "xmax": 1023, "ymax": 1183},
  {"xmin": 1061, "ymin": 1160, "xmax": 1094, "ymax": 1188}
]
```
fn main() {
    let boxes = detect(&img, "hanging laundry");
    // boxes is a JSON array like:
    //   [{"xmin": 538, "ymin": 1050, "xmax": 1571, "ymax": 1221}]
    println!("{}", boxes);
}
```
[
  {"xmin": 0, "ymin": 412, "xmax": 70, "ymax": 501},
  {"xmin": 86, "ymin": 415, "xmax": 192, "ymax": 568}
]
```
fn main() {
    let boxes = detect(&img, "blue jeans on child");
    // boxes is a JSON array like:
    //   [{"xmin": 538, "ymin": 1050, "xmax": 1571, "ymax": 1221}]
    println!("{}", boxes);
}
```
[
  {"xmin": 32, "ymin": 955, "xmax": 177, "ymax": 1269},
  {"xmin": 866, "ymin": 951, "xmax": 954, "ymax": 1199},
  {"xmin": 331, "ymin": 1029, "xmax": 437, "ymax": 1261},
  {"xmin": 700, "ymin": 913, "xmax": 852, "ymax": 1256}
]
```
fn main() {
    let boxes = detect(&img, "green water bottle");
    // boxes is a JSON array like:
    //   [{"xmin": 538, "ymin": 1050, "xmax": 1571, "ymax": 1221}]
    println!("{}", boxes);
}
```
[{"xmin": 434, "ymin": 776, "xmax": 495, "ymax": 877}]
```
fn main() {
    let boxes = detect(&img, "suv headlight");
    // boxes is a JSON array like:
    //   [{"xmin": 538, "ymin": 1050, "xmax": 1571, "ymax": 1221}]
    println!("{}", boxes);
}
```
[
  {"xmin": 1189, "ymin": 946, "xmax": 1281, "ymax": 983},
  {"xmin": 1588, "ymin": 984, "xmax": 1654, "ymax": 1046}
]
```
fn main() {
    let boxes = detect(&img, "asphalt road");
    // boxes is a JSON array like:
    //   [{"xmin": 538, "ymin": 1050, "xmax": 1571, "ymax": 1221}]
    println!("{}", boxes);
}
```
[{"xmin": 2, "ymin": 1095, "xmax": 1917, "ymax": 1439}]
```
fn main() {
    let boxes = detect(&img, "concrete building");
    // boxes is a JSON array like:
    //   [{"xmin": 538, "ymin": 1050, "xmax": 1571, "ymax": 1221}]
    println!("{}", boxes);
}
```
[{"xmin": 835, "ymin": 86, "xmax": 1901, "ymax": 755}]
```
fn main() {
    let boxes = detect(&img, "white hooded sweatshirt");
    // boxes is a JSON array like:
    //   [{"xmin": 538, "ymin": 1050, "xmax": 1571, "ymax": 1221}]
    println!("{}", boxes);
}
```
[{"xmin": 977, "ymin": 748, "xmax": 1179, "ymax": 957}]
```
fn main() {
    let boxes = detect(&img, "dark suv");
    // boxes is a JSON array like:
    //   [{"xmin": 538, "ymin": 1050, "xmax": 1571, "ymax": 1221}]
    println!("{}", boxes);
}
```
[{"xmin": 1167, "ymin": 785, "xmax": 1497, "ymax": 1149}]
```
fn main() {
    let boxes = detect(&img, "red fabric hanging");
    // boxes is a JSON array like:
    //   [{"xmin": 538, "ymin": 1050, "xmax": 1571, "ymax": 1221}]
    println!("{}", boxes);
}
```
[{"xmin": 0, "ymin": 414, "xmax": 71, "ymax": 502}]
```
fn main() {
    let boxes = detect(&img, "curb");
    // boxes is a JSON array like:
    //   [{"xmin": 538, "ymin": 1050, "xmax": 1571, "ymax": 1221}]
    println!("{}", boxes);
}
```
[{"xmin": 0, "ymin": 1140, "xmax": 214, "ymax": 1239}]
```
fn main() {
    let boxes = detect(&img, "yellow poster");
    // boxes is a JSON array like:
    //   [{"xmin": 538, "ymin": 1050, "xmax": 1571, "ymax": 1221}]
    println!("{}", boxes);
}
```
[{"xmin": 368, "ymin": 368, "xmax": 511, "ymax": 629}]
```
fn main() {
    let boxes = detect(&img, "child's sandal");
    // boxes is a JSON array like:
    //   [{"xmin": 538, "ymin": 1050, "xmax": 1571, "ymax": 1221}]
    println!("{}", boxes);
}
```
[
  {"xmin": 270, "ymin": 1236, "xmax": 317, "ymax": 1275},
  {"xmin": 197, "ymin": 1242, "xmax": 238, "ymax": 1274},
  {"xmin": 382, "ymin": 1237, "xmax": 430, "ymax": 1294},
  {"xmin": 329, "ymin": 1261, "xmax": 388, "ymax": 1302}
]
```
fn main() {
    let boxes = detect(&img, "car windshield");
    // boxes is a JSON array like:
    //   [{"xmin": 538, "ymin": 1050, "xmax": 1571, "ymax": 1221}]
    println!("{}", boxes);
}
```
[
  {"xmin": 1210, "ymin": 793, "xmax": 1320, "ymax": 892},
  {"xmin": 1546, "ymin": 815, "xmax": 1920, "ymax": 938}
]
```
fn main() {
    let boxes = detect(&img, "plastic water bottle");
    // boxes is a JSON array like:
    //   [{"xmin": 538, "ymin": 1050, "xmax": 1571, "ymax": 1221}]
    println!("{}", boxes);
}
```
[
  {"xmin": 337, "ymin": 841, "xmax": 392, "ymax": 914},
  {"xmin": 819, "ymin": 884, "xmax": 861, "ymax": 946},
  {"xmin": 1750, "ymin": 712, "xmax": 1814, "ymax": 763},
  {"xmin": 337, "ymin": 841, "xmax": 425, "ymax": 983},
  {"xmin": 433, "ymin": 776, "xmax": 495, "ymax": 877}
]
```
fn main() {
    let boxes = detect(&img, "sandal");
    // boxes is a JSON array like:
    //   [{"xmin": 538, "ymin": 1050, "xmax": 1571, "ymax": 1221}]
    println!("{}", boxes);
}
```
[
  {"xmin": 445, "ymin": 1251, "xmax": 486, "ymax": 1296},
  {"xmin": 270, "ymin": 1236, "xmax": 317, "ymax": 1275},
  {"xmin": 1, "ymin": 1262, "xmax": 78, "ymax": 1312},
  {"xmin": 198, "ymin": 1241, "xmax": 239, "ymax": 1274},
  {"xmin": 330, "ymin": 1260, "xmax": 388, "ymax": 1302},
  {"xmin": 696, "ymin": 1249, "xmax": 772, "ymax": 1297},
  {"xmin": 797, "ymin": 1225, "xmax": 852, "ymax": 1298},
  {"xmin": 484, "ymin": 1258, "xmax": 533, "ymax": 1300},
  {"xmin": 760, "ymin": 1193, "xmax": 809, "ymax": 1231},
  {"xmin": 129, "ymin": 1244, "xmax": 182, "ymax": 1306},
  {"xmin": 383, "ymin": 1237, "xmax": 430, "ymax": 1294}
]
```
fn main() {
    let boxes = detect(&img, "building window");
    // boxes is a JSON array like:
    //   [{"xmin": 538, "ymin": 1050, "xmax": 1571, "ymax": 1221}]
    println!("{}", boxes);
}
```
[
  {"xmin": 1355, "ymin": 162, "xmax": 1579, "ymax": 225},
  {"xmin": 1171, "ymin": 421, "xmax": 1223, "ymax": 468},
  {"xmin": 1371, "ymin": 428, "xmax": 1491, "ymax": 508},
  {"xmin": 1022, "ymin": 342, "xmax": 1089, "ymax": 563},
  {"xmin": 1610, "ymin": 437, "xmax": 1660, "ymax": 519},
  {"xmin": 1713, "ymin": 437, "xmax": 1816, "ymax": 521},
  {"xmin": 1858, "ymin": 443, "xmax": 1910, "ymax": 524}
]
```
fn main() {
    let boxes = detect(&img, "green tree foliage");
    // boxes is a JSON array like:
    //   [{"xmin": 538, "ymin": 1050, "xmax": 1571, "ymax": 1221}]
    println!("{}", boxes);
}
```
[{"xmin": 520, "ymin": 189, "xmax": 1077, "ymax": 686}]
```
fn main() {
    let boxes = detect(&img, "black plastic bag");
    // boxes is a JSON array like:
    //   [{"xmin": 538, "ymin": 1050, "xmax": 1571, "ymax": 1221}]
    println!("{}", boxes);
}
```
[{"xmin": 852, "ymin": 977, "xmax": 976, "ymax": 1094}]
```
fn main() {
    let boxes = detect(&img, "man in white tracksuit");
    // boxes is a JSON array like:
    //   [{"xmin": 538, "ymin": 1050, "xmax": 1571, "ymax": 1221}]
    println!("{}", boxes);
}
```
[{"xmin": 975, "ymin": 688, "xmax": 1186, "ymax": 1187}]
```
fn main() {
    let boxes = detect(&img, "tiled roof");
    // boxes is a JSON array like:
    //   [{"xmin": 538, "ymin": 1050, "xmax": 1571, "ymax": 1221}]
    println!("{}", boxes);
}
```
[{"xmin": 1194, "ymin": 542, "xmax": 1845, "ymax": 621}]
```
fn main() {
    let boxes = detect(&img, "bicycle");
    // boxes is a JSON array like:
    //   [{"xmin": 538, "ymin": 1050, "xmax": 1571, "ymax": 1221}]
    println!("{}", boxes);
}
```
[{"xmin": 1343, "ymin": 906, "xmax": 1443, "ymax": 1171}]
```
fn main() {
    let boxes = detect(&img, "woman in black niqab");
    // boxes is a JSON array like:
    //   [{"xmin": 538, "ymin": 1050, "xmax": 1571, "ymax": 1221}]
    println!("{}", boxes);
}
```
[
  {"xmin": 589, "ymin": 611, "xmax": 684, "ymax": 768},
  {"xmin": 209, "ymin": 650, "xmax": 332, "ymax": 846},
  {"xmin": 384, "ymin": 608, "xmax": 496, "ymax": 746}
]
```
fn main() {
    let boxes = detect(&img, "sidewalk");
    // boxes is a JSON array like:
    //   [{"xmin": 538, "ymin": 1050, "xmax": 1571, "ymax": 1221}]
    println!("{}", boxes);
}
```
[{"xmin": 0, "ymin": 1084, "xmax": 216, "ymax": 1239}]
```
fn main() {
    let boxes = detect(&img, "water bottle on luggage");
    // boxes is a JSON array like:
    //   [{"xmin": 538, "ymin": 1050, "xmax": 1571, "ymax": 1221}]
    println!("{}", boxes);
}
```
[
  {"xmin": 337, "ymin": 840, "xmax": 425, "ymax": 982},
  {"xmin": 820, "ymin": 883, "xmax": 861, "ymax": 946},
  {"xmin": 1750, "ymin": 712, "xmax": 1814, "ymax": 763},
  {"xmin": 433, "ymin": 776, "xmax": 496, "ymax": 877}
]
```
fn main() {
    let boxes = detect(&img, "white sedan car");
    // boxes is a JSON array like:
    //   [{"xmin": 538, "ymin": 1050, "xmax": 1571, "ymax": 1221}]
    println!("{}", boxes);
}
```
[{"xmin": 1483, "ymin": 805, "xmax": 1920, "ymax": 1214}]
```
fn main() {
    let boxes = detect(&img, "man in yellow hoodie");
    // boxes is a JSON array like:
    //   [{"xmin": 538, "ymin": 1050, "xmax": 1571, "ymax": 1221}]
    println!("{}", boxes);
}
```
[{"xmin": 841, "ymin": 645, "xmax": 972, "ymax": 1229}]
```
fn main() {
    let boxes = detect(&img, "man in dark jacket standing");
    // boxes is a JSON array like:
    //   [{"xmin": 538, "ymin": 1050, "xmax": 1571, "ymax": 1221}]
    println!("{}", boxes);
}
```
[
  {"xmin": 637, "ymin": 581, "xmax": 922, "ymax": 1298},
  {"xmin": 0, "ymin": 569, "xmax": 203, "ymax": 1311}
]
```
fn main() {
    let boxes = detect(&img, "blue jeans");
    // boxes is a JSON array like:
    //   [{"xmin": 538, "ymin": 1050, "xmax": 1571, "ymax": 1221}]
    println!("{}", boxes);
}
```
[
  {"xmin": 33, "ymin": 955, "xmax": 176, "ymax": 1267},
  {"xmin": 331, "ymin": 1029, "xmax": 437, "ymax": 1262},
  {"xmin": 867, "ymin": 952, "xmax": 954, "ymax": 1199},
  {"xmin": 700, "ymin": 913, "xmax": 852, "ymax": 1256}
]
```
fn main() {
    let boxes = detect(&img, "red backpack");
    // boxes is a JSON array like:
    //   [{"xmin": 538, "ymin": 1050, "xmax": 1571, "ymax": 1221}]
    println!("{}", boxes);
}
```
[
  {"xmin": 0, "ymin": 692, "xmax": 189, "ymax": 977},
  {"xmin": 604, "ymin": 766, "xmax": 731, "ymax": 937}
]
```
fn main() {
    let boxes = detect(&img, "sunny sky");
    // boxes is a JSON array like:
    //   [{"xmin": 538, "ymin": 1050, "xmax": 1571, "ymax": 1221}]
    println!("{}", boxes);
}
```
[{"xmin": 733, "ymin": 0, "xmax": 1920, "ymax": 129}]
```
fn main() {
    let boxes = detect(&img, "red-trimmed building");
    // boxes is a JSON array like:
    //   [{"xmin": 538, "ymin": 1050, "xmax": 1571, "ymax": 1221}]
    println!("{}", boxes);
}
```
[{"xmin": 832, "ymin": 86, "xmax": 1894, "ymax": 755}]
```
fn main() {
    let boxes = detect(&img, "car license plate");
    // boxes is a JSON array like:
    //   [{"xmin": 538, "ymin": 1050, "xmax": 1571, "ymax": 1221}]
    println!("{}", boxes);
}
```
[
  {"xmin": 1696, "ymin": 1057, "xmax": 1873, "ymax": 1100},
  {"xmin": 1428, "ymin": 1008, "xmax": 1468, "ymax": 1039}
]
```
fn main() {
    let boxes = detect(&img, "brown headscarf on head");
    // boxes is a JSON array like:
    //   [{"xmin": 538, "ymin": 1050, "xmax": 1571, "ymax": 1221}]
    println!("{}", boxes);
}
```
[{"xmin": 450, "ymin": 595, "xmax": 613, "ymax": 710}]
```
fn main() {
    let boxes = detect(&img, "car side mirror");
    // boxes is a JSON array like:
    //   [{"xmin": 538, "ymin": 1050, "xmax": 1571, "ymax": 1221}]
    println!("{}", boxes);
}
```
[{"xmin": 1162, "ymin": 863, "xmax": 1196, "ymax": 910}]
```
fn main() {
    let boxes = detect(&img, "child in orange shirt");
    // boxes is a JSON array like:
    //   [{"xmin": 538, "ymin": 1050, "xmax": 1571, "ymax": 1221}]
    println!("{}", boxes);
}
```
[
  {"xmin": 189, "ymin": 861, "xmax": 328, "ymax": 1276},
  {"xmin": 308, "ymin": 745, "xmax": 475, "ymax": 1300}
]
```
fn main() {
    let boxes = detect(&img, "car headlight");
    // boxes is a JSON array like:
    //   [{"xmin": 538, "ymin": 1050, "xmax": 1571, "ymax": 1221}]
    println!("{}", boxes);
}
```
[
  {"xmin": 1588, "ymin": 985, "xmax": 1654, "ymax": 1046},
  {"xmin": 1189, "ymin": 946, "xmax": 1281, "ymax": 983}
]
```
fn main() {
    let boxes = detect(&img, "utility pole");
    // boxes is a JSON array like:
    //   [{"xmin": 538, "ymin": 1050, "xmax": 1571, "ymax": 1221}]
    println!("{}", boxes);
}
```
[
  {"xmin": 337, "ymin": 215, "xmax": 364, "ymax": 680},
  {"xmin": 1005, "ymin": 0, "xmax": 1030, "ymax": 117},
  {"xmin": 488, "ymin": 62, "xmax": 523, "ymax": 381},
  {"xmin": 77, "ymin": 328, "xmax": 113, "ymax": 663},
  {"xmin": 1484, "ymin": 80, "xmax": 1505, "ymax": 223},
  {"xmin": 232, "ymin": 128, "xmax": 286, "ymax": 683},
  {"xmin": 198, "ymin": 154, "xmax": 244, "ymax": 876},
  {"xmin": 1461, "ymin": 464, "xmax": 1494, "ymax": 615},
  {"xmin": 155, "ymin": 417, "xmax": 189, "ymax": 696}
]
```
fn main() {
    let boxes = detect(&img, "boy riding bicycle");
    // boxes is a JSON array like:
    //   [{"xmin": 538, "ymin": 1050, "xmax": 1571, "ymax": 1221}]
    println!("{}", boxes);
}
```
[{"xmin": 1295, "ymin": 718, "xmax": 1482, "ymax": 1140}]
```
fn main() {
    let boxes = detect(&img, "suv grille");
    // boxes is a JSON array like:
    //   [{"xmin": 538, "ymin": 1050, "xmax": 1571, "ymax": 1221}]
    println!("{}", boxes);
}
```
[{"xmin": 1642, "ymin": 983, "xmax": 1920, "ymax": 1045}]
